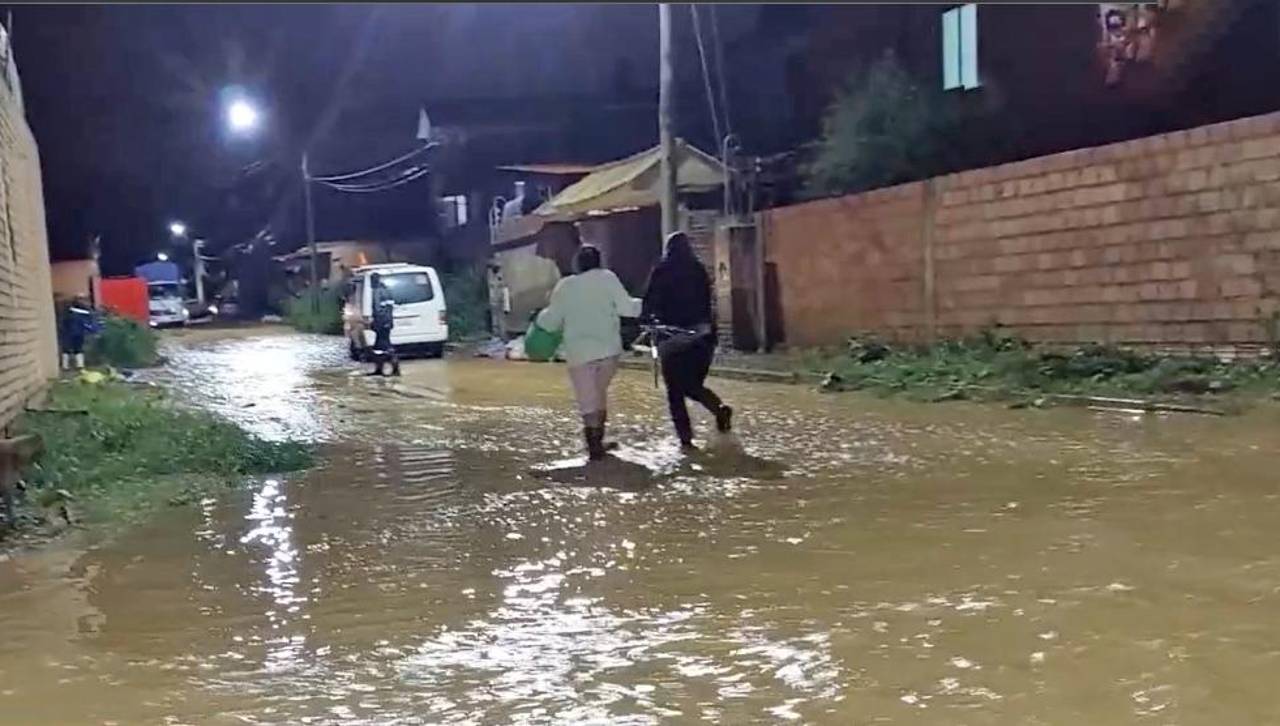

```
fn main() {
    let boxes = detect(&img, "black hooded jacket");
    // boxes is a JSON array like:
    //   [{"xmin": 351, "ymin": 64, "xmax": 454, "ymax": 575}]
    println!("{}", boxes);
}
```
[{"xmin": 642, "ymin": 237, "xmax": 713, "ymax": 330}]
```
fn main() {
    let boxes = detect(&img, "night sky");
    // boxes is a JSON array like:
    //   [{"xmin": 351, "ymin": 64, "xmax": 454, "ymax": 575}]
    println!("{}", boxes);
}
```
[{"xmin": 14, "ymin": 4, "xmax": 761, "ymax": 274}]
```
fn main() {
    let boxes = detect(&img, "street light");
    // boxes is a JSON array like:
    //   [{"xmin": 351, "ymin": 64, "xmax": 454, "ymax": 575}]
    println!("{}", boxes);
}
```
[
  {"xmin": 157, "ymin": 251, "xmax": 170, "ymax": 262},
  {"xmin": 226, "ymin": 98, "xmax": 261, "ymax": 135},
  {"xmin": 168, "ymin": 221, "xmax": 187, "ymax": 238}
]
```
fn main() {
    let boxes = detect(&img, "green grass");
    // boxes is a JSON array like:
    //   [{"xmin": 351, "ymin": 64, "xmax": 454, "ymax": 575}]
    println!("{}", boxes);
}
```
[
  {"xmin": 13, "ymin": 379, "xmax": 313, "ymax": 530},
  {"xmin": 797, "ymin": 331, "xmax": 1280, "ymax": 403},
  {"xmin": 284, "ymin": 285, "xmax": 344, "ymax": 335},
  {"xmin": 86, "ymin": 315, "xmax": 159, "ymax": 368}
]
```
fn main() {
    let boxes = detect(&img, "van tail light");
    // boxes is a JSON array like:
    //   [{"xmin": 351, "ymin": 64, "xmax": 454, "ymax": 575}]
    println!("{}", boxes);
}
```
[{"xmin": 439, "ymin": 310, "xmax": 448, "ymax": 325}]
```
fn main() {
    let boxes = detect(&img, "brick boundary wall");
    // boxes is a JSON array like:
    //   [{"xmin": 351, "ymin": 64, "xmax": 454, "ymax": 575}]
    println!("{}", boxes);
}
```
[
  {"xmin": 763, "ymin": 111, "xmax": 1280, "ymax": 355},
  {"xmin": 0, "ymin": 43, "xmax": 58, "ymax": 430}
]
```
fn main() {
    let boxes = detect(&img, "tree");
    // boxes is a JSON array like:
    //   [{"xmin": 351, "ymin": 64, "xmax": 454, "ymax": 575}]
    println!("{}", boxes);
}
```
[{"xmin": 805, "ymin": 52, "xmax": 959, "ymax": 196}]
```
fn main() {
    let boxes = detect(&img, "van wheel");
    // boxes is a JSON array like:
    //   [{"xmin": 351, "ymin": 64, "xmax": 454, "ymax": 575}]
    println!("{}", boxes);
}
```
[{"xmin": 425, "ymin": 342, "xmax": 446, "ymax": 359}]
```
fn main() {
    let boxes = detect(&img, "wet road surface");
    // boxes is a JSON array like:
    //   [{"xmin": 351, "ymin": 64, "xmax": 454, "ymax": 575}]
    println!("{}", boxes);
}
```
[{"xmin": 3, "ymin": 329, "xmax": 1280, "ymax": 724}]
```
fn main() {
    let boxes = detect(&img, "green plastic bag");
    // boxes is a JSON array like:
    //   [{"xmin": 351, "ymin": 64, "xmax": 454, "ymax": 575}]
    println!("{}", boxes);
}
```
[{"xmin": 524, "ymin": 320, "xmax": 562, "ymax": 362}]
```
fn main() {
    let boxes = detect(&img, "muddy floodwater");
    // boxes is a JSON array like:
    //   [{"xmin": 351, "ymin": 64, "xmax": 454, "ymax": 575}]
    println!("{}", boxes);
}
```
[{"xmin": 3, "ymin": 330, "xmax": 1280, "ymax": 724}]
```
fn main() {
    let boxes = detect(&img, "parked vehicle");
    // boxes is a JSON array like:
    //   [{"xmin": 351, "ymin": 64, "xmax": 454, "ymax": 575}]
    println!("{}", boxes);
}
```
[
  {"xmin": 147, "ymin": 281, "xmax": 189, "ymax": 328},
  {"xmin": 343, "ymin": 263, "xmax": 448, "ymax": 359}
]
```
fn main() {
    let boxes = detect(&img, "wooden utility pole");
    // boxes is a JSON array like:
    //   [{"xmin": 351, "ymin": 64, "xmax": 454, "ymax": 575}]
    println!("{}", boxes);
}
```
[
  {"xmin": 302, "ymin": 151, "xmax": 319, "ymax": 312},
  {"xmin": 658, "ymin": 3, "xmax": 677, "ymax": 242}
]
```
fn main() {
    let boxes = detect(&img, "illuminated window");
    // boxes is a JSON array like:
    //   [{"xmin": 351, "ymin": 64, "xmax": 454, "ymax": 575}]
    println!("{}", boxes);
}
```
[{"xmin": 942, "ymin": 4, "xmax": 979, "ymax": 91}]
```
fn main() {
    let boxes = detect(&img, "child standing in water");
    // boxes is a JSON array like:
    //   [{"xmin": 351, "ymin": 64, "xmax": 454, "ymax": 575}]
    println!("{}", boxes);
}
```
[{"xmin": 536, "ymin": 245, "xmax": 641, "ymax": 460}]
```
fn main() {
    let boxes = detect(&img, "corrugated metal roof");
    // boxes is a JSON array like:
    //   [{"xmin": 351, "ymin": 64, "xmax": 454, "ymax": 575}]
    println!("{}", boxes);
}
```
[
  {"xmin": 495, "ymin": 163, "xmax": 597, "ymax": 175},
  {"xmin": 534, "ymin": 140, "xmax": 723, "ymax": 221}
]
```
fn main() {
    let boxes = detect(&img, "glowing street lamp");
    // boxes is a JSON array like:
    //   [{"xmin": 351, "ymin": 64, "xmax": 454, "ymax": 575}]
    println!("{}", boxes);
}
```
[
  {"xmin": 226, "ymin": 98, "xmax": 261, "ymax": 135},
  {"xmin": 156, "ymin": 251, "xmax": 170, "ymax": 262},
  {"xmin": 168, "ymin": 221, "xmax": 187, "ymax": 238}
]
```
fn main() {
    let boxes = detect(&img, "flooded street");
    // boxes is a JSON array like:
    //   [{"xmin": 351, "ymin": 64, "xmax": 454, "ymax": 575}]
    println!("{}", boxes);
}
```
[{"xmin": 3, "ymin": 329, "xmax": 1280, "ymax": 724}]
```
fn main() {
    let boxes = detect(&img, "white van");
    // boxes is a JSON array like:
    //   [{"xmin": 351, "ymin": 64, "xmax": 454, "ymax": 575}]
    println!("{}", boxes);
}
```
[
  {"xmin": 343, "ymin": 263, "xmax": 448, "ymax": 359},
  {"xmin": 147, "ymin": 281, "xmax": 189, "ymax": 328}
]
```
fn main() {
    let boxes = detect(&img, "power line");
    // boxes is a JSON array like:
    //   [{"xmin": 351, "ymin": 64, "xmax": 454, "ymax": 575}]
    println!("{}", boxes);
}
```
[
  {"xmin": 314, "ymin": 165, "xmax": 432, "ymax": 194},
  {"xmin": 709, "ymin": 5, "xmax": 733, "ymax": 139},
  {"xmin": 690, "ymin": 4, "xmax": 724, "ymax": 152},
  {"xmin": 309, "ymin": 142, "xmax": 438, "ymax": 184}
]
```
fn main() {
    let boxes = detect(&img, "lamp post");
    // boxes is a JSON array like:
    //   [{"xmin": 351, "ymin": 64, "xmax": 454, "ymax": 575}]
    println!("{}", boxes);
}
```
[
  {"xmin": 224, "ymin": 94, "xmax": 319, "ymax": 312},
  {"xmin": 168, "ymin": 221, "xmax": 206, "ymax": 306}
]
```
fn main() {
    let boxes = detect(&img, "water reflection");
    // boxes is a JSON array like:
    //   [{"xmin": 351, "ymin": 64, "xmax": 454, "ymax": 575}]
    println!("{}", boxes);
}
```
[{"xmin": 4, "ymin": 332, "xmax": 1280, "ymax": 723}]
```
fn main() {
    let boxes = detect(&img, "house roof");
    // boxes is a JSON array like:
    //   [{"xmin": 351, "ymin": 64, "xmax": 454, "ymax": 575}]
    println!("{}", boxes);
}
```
[
  {"xmin": 495, "ymin": 163, "xmax": 597, "ymax": 175},
  {"xmin": 534, "ymin": 139, "xmax": 724, "ymax": 221}
]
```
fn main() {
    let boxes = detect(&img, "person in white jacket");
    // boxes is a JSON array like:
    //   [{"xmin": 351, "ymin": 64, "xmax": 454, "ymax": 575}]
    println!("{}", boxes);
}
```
[{"xmin": 536, "ymin": 245, "xmax": 641, "ymax": 460}]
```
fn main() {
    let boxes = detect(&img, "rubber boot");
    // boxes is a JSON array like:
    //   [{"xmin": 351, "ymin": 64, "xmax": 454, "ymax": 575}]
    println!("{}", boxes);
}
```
[
  {"xmin": 74, "ymin": 353, "xmax": 85, "ymax": 370},
  {"xmin": 715, "ymin": 404, "xmax": 734, "ymax": 434},
  {"xmin": 674, "ymin": 415, "xmax": 696, "ymax": 451},
  {"xmin": 584, "ymin": 426, "xmax": 607, "ymax": 461},
  {"xmin": 599, "ymin": 410, "xmax": 619, "ymax": 452},
  {"xmin": 60, "ymin": 353, "xmax": 70, "ymax": 371},
  {"xmin": 390, "ymin": 353, "xmax": 401, "ymax": 377}
]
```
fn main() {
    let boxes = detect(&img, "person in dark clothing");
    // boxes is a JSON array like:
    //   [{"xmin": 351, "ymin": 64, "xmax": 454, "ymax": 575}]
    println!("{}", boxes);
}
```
[
  {"xmin": 368, "ymin": 273, "xmax": 401, "ymax": 377},
  {"xmin": 59, "ymin": 297, "xmax": 97, "ymax": 371},
  {"xmin": 642, "ymin": 232, "xmax": 734, "ymax": 449}
]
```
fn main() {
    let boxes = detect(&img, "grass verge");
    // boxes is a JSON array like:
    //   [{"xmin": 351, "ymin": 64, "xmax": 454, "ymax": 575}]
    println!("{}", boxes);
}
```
[
  {"xmin": 777, "ymin": 331, "xmax": 1280, "ymax": 405},
  {"xmin": 9, "ymin": 378, "xmax": 312, "ymax": 536}
]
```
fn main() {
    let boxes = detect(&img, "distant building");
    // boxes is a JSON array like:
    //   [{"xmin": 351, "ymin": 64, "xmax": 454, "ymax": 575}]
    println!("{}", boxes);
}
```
[{"xmin": 486, "ymin": 141, "xmax": 724, "ymax": 337}]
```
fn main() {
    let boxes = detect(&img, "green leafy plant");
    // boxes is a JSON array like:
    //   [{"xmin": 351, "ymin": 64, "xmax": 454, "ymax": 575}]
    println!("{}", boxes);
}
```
[
  {"xmin": 806, "ymin": 52, "xmax": 960, "ymax": 196},
  {"xmin": 86, "ymin": 315, "xmax": 159, "ymax": 369},
  {"xmin": 442, "ymin": 266, "xmax": 489, "ymax": 341},
  {"xmin": 284, "ymin": 285, "xmax": 344, "ymax": 335}
]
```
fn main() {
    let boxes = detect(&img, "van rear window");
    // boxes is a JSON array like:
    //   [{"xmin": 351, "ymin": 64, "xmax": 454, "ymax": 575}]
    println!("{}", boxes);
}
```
[{"xmin": 383, "ymin": 272, "xmax": 434, "ymax": 304}]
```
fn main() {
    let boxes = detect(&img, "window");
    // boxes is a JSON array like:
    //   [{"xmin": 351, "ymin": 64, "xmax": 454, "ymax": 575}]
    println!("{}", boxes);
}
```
[
  {"xmin": 148, "ymin": 283, "xmax": 182, "ymax": 301},
  {"xmin": 942, "ymin": 4, "xmax": 979, "ymax": 91},
  {"xmin": 439, "ymin": 194, "xmax": 469, "ymax": 229},
  {"xmin": 382, "ymin": 272, "xmax": 435, "ymax": 305}
]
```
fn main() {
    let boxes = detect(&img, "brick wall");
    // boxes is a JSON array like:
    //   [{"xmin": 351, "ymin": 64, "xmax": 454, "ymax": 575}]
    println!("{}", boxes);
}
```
[
  {"xmin": 0, "ymin": 39, "xmax": 58, "ymax": 429},
  {"xmin": 763, "ymin": 183, "xmax": 928, "ymax": 346},
  {"xmin": 763, "ymin": 110, "xmax": 1280, "ymax": 354}
]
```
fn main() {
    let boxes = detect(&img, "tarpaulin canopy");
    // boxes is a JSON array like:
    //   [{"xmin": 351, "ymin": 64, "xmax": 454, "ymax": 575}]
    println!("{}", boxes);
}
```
[{"xmin": 534, "ymin": 139, "xmax": 723, "ymax": 221}]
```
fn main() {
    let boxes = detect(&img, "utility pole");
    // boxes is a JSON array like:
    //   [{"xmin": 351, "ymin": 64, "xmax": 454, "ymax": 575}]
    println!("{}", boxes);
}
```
[
  {"xmin": 192, "ymin": 238, "xmax": 206, "ymax": 307},
  {"xmin": 302, "ymin": 151, "xmax": 319, "ymax": 312},
  {"xmin": 658, "ymin": 3, "xmax": 677, "ymax": 242}
]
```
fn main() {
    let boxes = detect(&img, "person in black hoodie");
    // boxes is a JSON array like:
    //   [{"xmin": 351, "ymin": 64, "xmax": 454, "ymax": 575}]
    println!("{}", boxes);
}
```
[{"xmin": 642, "ymin": 232, "xmax": 734, "ymax": 449}]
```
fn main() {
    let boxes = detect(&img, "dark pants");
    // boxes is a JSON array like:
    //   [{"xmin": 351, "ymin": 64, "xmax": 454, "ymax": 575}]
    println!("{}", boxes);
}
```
[
  {"xmin": 660, "ymin": 337, "xmax": 723, "ymax": 444},
  {"xmin": 63, "ymin": 333, "xmax": 85, "ymax": 355},
  {"xmin": 371, "ymin": 326, "xmax": 399, "ymax": 375}
]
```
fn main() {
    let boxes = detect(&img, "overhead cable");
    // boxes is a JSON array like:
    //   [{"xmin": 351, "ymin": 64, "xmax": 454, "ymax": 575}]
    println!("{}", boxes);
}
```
[
  {"xmin": 308, "ymin": 141, "xmax": 438, "ymax": 183},
  {"xmin": 690, "ymin": 4, "xmax": 724, "ymax": 153}
]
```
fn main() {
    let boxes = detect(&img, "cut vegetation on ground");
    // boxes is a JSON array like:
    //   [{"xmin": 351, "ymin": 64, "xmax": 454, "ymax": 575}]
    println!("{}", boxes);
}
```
[{"xmin": 727, "ymin": 330, "xmax": 1279, "ymax": 410}]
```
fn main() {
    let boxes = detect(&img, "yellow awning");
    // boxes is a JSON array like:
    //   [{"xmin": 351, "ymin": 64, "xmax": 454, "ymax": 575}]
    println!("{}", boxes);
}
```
[{"xmin": 535, "ymin": 139, "xmax": 723, "ymax": 221}]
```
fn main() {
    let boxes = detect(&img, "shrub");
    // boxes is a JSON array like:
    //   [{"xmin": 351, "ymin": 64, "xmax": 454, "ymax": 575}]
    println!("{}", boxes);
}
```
[
  {"xmin": 805, "ymin": 53, "xmax": 959, "ymax": 196},
  {"xmin": 86, "ymin": 315, "xmax": 159, "ymax": 369},
  {"xmin": 442, "ymin": 266, "xmax": 489, "ymax": 341},
  {"xmin": 284, "ymin": 285, "xmax": 344, "ymax": 335}
]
